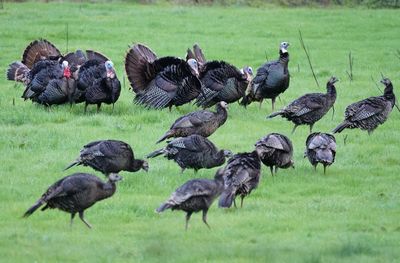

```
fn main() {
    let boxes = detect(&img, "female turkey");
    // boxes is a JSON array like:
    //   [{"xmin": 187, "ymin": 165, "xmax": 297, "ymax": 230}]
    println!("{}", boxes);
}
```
[
  {"xmin": 124, "ymin": 43, "xmax": 202, "ymax": 110},
  {"xmin": 255, "ymin": 133, "xmax": 294, "ymax": 176},
  {"xmin": 218, "ymin": 151, "xmax": 261, "ymax": 209},
  {"xmin": 147, "ymin": 135, "xmax": 232, "ymax": 173},
  {"xmin": 267, "ymin": 76, "xmax": 339, "ymax": 133},
  {"xmin": 64, "ymin": 140, "xmax": 149, "ymax": 177},
  {"xmin": 156, "ymin": 168, "xmax": 224, "ymax": 230},
  {"xmin": 23, "ymin": 173, "xmax": 122, "ymax": 228},
  {"xmin": 241, "ymin": 42, "xmax": 290, "ymax": 110},
  {"xmin": 156, "ymin": 101, "xmax": 228, "ymax": 144},
  {"xmin": 333, "ymin": 78, "xmax": 396, "ymax": 134},
  {"xmin": 305, "ymin": 132, "xmax": 336, "ymax": 174},
  {"xmin": 186, "ymin": 44, "xmax": 253, "ymax": 108}
]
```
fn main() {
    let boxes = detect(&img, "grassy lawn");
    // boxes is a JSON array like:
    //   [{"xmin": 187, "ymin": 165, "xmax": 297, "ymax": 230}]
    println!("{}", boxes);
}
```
[{"xmin": 0, "ymin": 2, "xmax": 399, "ymax": 262}]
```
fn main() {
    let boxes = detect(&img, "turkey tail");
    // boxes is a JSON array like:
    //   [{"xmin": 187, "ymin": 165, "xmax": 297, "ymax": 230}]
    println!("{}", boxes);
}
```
[
  {"xmin": 7, "ymin": 62, "xmax": 30, "ymax": 83},
  {"xmin": 22, "ymin": 39, "xmax": 61, "ymax": 69},
  {"xmin": 332, "ymin": 122, "xmax": 348, "ymax": 134},
  {"xmin": 147, "ymin": 148, "xmax": 166, "ymax": 158},
  {"xmin": 63, "ymin": 159, "xmax": 80, "ymax": 171},
  {"xmin": 218, "ymin": 190, "xmax": 235, "ymax": 208},
  {"xmin": 86, "ymin": 50, "xmax": 109, "ymax": 63},
  {"xmin": 156, "ymin": 131, "xmax": 173, "ymax": 144},
  {"xmin": 267, "ymin": 110, "xmax": 283, "ymax": 119},
  {"xmin": 125, "ymin": 44, "xmax": 157, "ymax": 93},
  {"xmin": 23, "ymin": 199, "xmax": 44, "ymax": 217},
  {"xmin": 156, "ymin": 202, "xmax": 173, "ymax": 213}
]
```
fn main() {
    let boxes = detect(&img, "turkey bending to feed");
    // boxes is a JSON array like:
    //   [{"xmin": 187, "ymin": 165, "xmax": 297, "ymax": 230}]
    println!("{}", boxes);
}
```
[
  {"xmin": 268, "ymin": 76, "xmax": 339, "ymax": 134},
  {"xmin": 156, "ymin": 101, "xmax": 228, "ymax": 144},
  {"xmin": 255, "ymin": 133, "xmax": 294, "ymax": 176},
  {"xmin": 156, "ymin": 168, "xmax": 224, "ymax": 230},
  {"xmin": 147, "ymin": 135, "xmax": 232, "ymax": 173},
  {"xmin": 23, "ymin": 173, "xmax": 122, "ymax": 229},
  {"xmin": 218, "ymin": 151, "xmax": 261, "ymax": 209},
  {"xmin": 186, "ymin": 44, "xmax": 253, "ymax": 108},
  {"xmin": 64, "ymin": 140, "xmax": 149, "ymax": 177},
  {"xmin": 241, "ymin": 42, "xmax": 290, "ymax": 110},
  {"xmin": 333, "ymin": 78, "xmax": 396, "ymax": 134},
  {"xmin": 125, "ymin": 43, "xmax": 202, "ymax": 110},
  {"xmin": 305, "ymin": 132, "xmax": 336, "ymax": 174}
]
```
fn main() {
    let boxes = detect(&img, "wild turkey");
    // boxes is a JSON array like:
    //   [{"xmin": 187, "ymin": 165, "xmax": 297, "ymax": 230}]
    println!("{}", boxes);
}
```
[
  {"xmin": 218, "ymin": 151, "xmax": 261, "ymax": 208},
  {"xmin": 64, "ymin": 140, "xmax": 149, "ymax": 177},
  {"xmin": 77, "ymin": 58, "xmax": 121, "ymax": 113},
  {"xmin": 186, "ymin": 44, "xmax": 253, "ymax": 108},
  {"xmin": 305, "ymin": 132, "xmax": 336, "ymax": 174},
  {"xmin": 156, "ymin": 168, "xmax": 224, "ymax": 230},
  {"xmin": 267, "ymin": 76, "xmax": 339, "ymax": 133},
  {"xmin": 156, "ymin": 101, "xmax": 228, "ymax": 144},
  {"xmin": 241, "ymin": 42, "xmax": 290, "ymax": 110},
  {"xmin": 7, "ymin": 39, "xmax": 78, "ymax": 106},
  {"xmin": 23, "ymin": 173, "xmax": 122, "ymax": 228},
  {"xmin": 147, "ymin": 135, "xmax": 232, "ymax": 173},
  {"xmin": 255, "ymin": 133, "xmax": 294, "ymax": 176},
  {"xmin": 333, "ymin": 78, "xmax": 396, "ymax": 134},
  {"xmin": 124, "ymin": 43, "xmax": 202, "ymax": 110}
]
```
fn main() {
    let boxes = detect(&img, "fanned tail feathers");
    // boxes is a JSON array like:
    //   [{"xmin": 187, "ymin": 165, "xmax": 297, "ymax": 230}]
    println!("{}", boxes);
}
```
[{"xmin": 7, "ymin": 62, "xmax": 30, "ymax": 83}]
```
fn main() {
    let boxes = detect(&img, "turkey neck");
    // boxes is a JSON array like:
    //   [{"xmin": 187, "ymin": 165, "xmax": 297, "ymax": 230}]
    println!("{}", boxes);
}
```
[
  {"xmin": 326, "ymin": 82, "xmax": 337, "ymax": 105},
  {"xmin": 279, "ymin": 51, "xmax": 289, "ymax": 74},
  {"xmin": 383, "ymin": 83, "xmax": 396, "ymax": 105},
  {"xmin": 98, "ymin": 180, "xmax": 117, "ymax": 201},
  {"xmin": 215, "ymin": 104, "xmax": 228, "ymax": 124}
]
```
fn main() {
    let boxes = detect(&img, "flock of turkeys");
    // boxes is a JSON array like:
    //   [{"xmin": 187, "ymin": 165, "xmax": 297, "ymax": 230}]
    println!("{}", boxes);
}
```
[{"xmin": 9, "ymin": 39, "xmax": 396, "ymax": 230}]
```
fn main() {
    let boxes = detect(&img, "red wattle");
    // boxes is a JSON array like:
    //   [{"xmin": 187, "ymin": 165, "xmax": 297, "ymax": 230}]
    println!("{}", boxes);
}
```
[{"xmin": 63, "ymin": 68, "xmax": 71, "ymax": 78}]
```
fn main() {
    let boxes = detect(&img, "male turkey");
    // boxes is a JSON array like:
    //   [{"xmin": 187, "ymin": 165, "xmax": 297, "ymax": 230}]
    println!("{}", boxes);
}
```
[
  {"xmin": 64, "ymin": 140, "xmax": 148, "ymax": 177},
  {"xmin": 267, "ymin": 76, "xmax": 339, "ymax": 133},
  {"xmin": 186, "ymin": 44, "xmax": 253, "ymax": 108},
  {"xmin": 305, "ymin": 132, "xmax": 336, "ymax": 174},
  {"xmin": 125, "ymin": 43, "xmax": 202, "ymax": 110},
  {"xmin": 23, "ymin": 173, "xmax": 122, "ymax": 228},
  {"xmin": 255, "ymin": 133, "xmax": 294, "ymax": 176},
  {"xmin": 241, "ymin": 42, "xmax": 290, "ymax": 110},
  {"xmin": 333, "ymin": 78, "xmax": 396, "ymax": 134},
  {"xmin": 218, "ymin": 151, "xmax": 261, "ymax": 208},
  {"xmin": 147, "ymin": 135, "xmax": 232, "ymax": 173},
  {"xmin": 156, "ymin": 101, "xmax": 228, "ymax": 144},
  {"xmin": 156, "ymin": 168, "xmax": 224, "ymax": 230}
]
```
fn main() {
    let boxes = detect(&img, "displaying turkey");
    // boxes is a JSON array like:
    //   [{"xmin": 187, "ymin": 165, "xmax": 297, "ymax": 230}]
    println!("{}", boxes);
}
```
[
  {"xmin": 147, "ymin": 135, "xmax": 232, "ymax": 173},
  {"xmin": 156, "ymin": 101, "xmax": 228, "ymax": 144},
  {"xmin": 23, "ymin": 173, "xmax": 122, "ymax": 228},
  {"xmin": 255, "ymin": 133, "xmax": 294, "ymax": 176},
  {"xmin": 185, "ymin": 44, "xmax": 253, "ymax": 108},
  {"xmin": 305, "ymin": 132, "xmax": 336, "ymax": 174},
  {"xmin": 267, "ymin": 76, "xmax": 339, "ymax": 133},
  {"xmin": 333, "ymin": 78, "xmax": 396, "ymax": 134},
  {"xmin": 218, "ymin": 151, "xmax": 261, "ymax": 208},
  {"xmin": 64, "ymin": 140, "xmax": 148, "ymax": 177},
  {"xmin": 241, "ymin": 42, "xmax": 290, "ymax": 110},
  {"xmin": 156, "ymin": 168, "xmax": 224, "ymax": 230},
  {"xmin": 125, "ymin": 43, "xmax": 202, "ymax": 110}
]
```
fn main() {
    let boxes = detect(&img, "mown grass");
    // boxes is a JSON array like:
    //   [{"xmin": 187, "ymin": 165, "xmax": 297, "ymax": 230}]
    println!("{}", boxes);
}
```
[{"xmin": 0, "ymin": 2, "xmax": 399, "ymax": 262}]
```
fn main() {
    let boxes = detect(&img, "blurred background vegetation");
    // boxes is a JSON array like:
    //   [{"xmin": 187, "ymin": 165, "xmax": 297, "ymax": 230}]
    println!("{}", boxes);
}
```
[{"xmin": 3, "ymin": 0, "xmax": 400, "ymax": 8}]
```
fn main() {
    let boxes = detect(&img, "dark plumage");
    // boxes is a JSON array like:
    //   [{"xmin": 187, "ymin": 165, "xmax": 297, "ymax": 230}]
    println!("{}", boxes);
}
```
[
  {"xmin": 156, "ymin": 101, "xmax": 228, "ymax": 144},
  {"xmin": 255, "ymin": 133, "xmax": 294, "ymax": 176},
  {"xmin": 156, "ymin": 169, "xmax": 224, "ymax": 230},
  {"xmin": 268, "ymin": 76, "xmax": 339, "ymax": 133},
  {"xmin": 23, "ymin": 173, "xmax": 122, "ymax": 228},
  {"xmin": 186, "ymin": 44, "xmax": 253, "ymax": 108},
  {"xmin": 64, "ymin": 140, "xmax": 149, "ymax": 177},
  {"xmin": 218, "ymin": 151, "xmax": 261, "ymax": 208},
  {"xmin": 147, "ymin": 135, "xmax": 232, "ymax": 173},
  {"xmin": 333, "ymin": 78, "xmax": 396, "ymax": 134},
  {"xmin": 125, "ymin": 43, "xmax": 202, "ymax": 110},
  {"xmin": 77, "ymin": 59, "xmax": 121, "ymax": 113},
  {"xmin": 305, "ymin": 132, "xmax": 336, "ymax": 174},
  {"xmin": 241, "ymin": 42, "xmax": 290, "ymax": 110}
]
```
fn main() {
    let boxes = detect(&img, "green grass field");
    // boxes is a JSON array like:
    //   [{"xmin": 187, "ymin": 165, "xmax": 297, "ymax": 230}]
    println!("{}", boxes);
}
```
[{"xmin": 0, "ymin": 2, "xmax": 399, "ymax": 262}]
